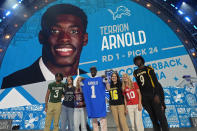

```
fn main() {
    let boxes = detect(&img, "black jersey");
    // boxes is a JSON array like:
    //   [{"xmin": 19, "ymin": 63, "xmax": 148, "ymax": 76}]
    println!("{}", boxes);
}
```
[
  {"xmin": 62, "ymin": 86, "xmax": 75, "ymax": 108},
  {"xmin": 109, "ymin": 83, "xmax": 124, "ymax": 105},
  {"xmin": 133, "ymin": 66, "xmax": 160, "ymax": 97}
]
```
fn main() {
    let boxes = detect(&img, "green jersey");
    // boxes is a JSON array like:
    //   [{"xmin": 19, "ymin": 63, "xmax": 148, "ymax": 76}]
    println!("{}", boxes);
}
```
[{"xmin": 48, "ymin": 82, "xmax": 65, "ymax": 103}]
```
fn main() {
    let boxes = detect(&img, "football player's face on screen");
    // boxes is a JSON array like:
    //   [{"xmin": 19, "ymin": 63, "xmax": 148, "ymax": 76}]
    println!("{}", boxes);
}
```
[{"xmin": 42, "ymin": 14, "xmax": 88, "ymax": 67}]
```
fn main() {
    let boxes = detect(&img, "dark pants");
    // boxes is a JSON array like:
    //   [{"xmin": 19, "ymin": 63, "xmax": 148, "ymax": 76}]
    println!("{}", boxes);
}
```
[{"xmin": 142, "ymin": 96, "xmax": 169, "ymax": 131}]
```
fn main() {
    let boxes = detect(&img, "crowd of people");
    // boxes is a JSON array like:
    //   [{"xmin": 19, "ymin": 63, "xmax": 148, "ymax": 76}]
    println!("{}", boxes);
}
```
[{"xmin": 44, "ymin": 56, "xmax": 169, "ymax": 131}]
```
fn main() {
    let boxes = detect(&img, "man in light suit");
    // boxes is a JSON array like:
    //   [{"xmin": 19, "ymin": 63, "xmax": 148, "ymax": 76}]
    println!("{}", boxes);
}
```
[{"xmin": 1, "ymin": 4, "xmax": 88, "ymax": 89}]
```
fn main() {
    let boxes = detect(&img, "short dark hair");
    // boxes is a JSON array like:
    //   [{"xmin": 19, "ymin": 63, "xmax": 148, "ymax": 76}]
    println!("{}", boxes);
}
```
[
  {"xmin": 41, "ymin": 4, "xmax": 88, "ymax": 33},
  {"xmin": 90, "ymin": 66, "xmax": 97, "ymax": 71},
  {"xmin": 55, "ymin": 73, "xmax": 63, "ymax": 80},
  {"xmin": 133, "ymin": 56, "xmax": 145, "ymax": 65}
]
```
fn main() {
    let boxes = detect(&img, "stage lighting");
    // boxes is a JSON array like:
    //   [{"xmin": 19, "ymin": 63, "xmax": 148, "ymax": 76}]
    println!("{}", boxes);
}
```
[
  {"xmin": 167, "ymin": 19, "xmax": 171, "ymax": 23},
  {"xmin": 157, "ymin": 11, "xmax": 161, "ymax": 15},
  {"xmin": 4, "ymin": 34, "xmax": 11, "ymax": 40},
  {"xmin": 146, "ymin": 3, "xmax": 151, "ymax": 8},
  {"xmin": 192, "ymin": 52, "xmax": 196, "ymax": 57},
  {"xmin": 178, "ymin": 10, "xmax": 184, "ymax": 15},
  {"xmin": 170, "ymin": 4, "xmax": 175, "ymax": 8},
  {"xmin": 18, "ymin": 0, "xmax": 23, "ymax": 4},
  {"xmin": 184, "ymin": 16, "xmax": 191, "ymax": 22},
  {"xmin": 12, "ymin": 4, "xmax": 18, "ymax": 9},
  {"xmin": 163, "ymin": 0, "xmax": 167, "ymax": 2},
  {"xmin": 0, "ymin": 19, "xmax": 2, "ymax": 23},
  {"xmin": 194, "ymin": 25, "xmax": 197, "ymax": 30},
  {"xmin": 5, "ymin": 11, "xmax": 11, "ymax": 16},
  {"xmin": 185, "ymin": 40, "xmax": 189, "ymax": 44},
  {"xmin": 23, "ymin": 14, "xmax": 28, "ymax": 18},
  {"xmin": 0, "ymin": 48, "xmax": 3, "ymax": 53},
  {"xmin": 34, "ymin": 6, "xmax": 38, "ymax": 10},
  {"xmin": 182, "ymin": 2, "xmax": 186, "ymax": 5},
  {"xmin": 14, "ymin": 24, "xmax": 18, "ymax": 28},
  {"xmin": 190, "ymin": 48, "xmax": 197, "ymax": 57}
]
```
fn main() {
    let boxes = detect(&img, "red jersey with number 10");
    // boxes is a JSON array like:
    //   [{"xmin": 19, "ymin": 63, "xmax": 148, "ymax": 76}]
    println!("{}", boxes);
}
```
[{"xmin": 123, "ymin": 82, "xmax": 139, "ymax": 105}]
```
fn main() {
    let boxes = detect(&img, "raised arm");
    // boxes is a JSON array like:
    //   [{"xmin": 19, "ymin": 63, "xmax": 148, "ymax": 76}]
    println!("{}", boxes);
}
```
[
  {"xmin": 102, "ymin": 76, "xmax": 110, "ymax": 90},
  {"xmin": 105, "ymin": 82, "xmax": 110, "ymax": 91}
]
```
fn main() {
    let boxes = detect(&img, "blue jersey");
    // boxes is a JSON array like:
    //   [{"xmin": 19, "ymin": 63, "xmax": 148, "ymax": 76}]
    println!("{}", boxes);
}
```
[{"xmin": 81, "ymin": 77, "xmax": 106, "ymax": 118}]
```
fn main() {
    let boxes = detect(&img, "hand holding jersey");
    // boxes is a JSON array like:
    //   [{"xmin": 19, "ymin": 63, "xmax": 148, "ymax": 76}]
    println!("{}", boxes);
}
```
[{"xmin": 88, "ymin": 66, "xmax": 108, "ymax": 131}]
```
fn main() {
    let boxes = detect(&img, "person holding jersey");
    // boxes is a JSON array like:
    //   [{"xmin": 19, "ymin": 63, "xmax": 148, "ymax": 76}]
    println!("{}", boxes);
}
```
[
  {"xmin": 106, "ymin": 72, "xmax": 129, "ymax": 131},
  {"xmin": 133, "ymin": 56, "xmax": 169, "ymax": 131},
  {"xmin": 122, "ymin": 73, "xmax": 144, "ymax": 131},
  {"xmin": 44, "ymin": 73, "xmax": 65, "ymax": 131},
  {"xmin": 81, "ymin": 66, "xmax": 108, "ymax": 131},
  {"xmin": 74, "ymin": 77, "xmax": 87, "ymax": 131},
  {"xmin": 61, "ymin": 76, "xmax": 75, "ymax": 131}
]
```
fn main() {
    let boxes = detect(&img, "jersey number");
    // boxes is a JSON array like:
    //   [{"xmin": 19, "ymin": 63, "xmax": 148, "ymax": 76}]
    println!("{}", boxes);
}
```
[
  {"xmin": 127, "ymin": 91, "xmax": 135, "ymax": 99},
  {"xmin": 91, "ymin": 86, "xmax": 96, "ymax": 98},
  {"xmin": 54, "ymin": 90, "xmax": 59, "ymax": 98},
  {"xmin": 140, "ymin": 75, "xmax": 145, "ymax": 86},
  {"xmin": 110, "ymin": 90, "xmax": 118, "ymax": 100}
]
